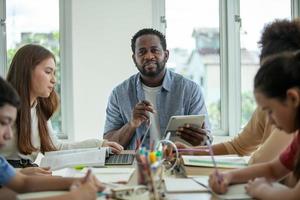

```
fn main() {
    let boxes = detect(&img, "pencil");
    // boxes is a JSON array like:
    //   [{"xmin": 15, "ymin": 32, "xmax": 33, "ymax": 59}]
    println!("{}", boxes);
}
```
[
  {"xmin": 177, "ymin": 148, "xmax": 209, "ymax": 152},
  {"xmin": 206, "ymin": 141, "xmax": 223, "ymax": 183}
]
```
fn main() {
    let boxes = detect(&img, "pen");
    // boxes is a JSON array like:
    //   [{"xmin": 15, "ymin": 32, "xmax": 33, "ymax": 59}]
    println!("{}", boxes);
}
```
[
  {"xmin": 206, "ymin": 140, "xmax": 223, "ymax": 183},
  {"xmin": 177, "ymin": 148, "xmax": 209, "ymax": 152}
]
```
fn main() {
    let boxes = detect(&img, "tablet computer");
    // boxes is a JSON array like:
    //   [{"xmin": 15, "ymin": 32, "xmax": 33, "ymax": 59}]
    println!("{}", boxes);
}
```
[{"xmin": 164, "ymin": 114, "xmax": 205, "ymax": 134}]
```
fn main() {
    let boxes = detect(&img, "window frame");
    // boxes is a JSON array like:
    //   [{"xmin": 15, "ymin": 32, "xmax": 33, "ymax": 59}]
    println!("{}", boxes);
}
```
[
  {"xmin": 0, "ymin": 0, "xmax": 73, "ymax": 139},
  {"xmin": 159, "ymin": 0, "xmax": 299, "ymax": 136},
  {"xmin": 0, "ymin": 0, "xmax": 6, "ymax": 76}
]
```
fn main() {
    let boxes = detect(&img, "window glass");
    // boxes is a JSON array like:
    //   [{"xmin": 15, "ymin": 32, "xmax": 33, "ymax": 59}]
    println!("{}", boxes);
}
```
[
  {"xmin": 240, "ymin": 0, "xmax": 291, "ymax": 127},
  {"xmin": 6, "ymin": 0, "xmax": 62, "ymax": 133},
  {"xmin": 165, "ymin": 0, "xmax": 221, "ymax": 130}
]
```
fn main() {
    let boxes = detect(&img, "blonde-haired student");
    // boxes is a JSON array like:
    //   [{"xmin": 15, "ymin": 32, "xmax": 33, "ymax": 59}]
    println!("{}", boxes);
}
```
[{"xmin": 209, "ymin": 52, "xmax": 300, "ymax": 199}]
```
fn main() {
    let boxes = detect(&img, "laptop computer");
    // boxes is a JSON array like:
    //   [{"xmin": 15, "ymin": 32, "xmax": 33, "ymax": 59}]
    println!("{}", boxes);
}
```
[{"xmin": 105, "ymin": 121, "xmax": 151, "ymax": 165}]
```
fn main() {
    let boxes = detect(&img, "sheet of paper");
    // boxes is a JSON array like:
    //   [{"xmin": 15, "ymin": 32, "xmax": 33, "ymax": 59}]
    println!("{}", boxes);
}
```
[
  {"xmin": 18, "ymin": 191, "xmax": 67, "ymax": 200},
  {"xmin": 53, "ymin": 167, "xmax": 135, "ymax": 183},
  {"xmin": 214, "ymin": 184, "xmax": 251, "ymax": 200},
  {"xmin": 164, "ymin": 177, "xmax": 209, "ymax": 193},
  {"xmin": 212, "ymin": 182, "xmax": 285, "ymax": 200},
  {"xmin": 40, "ymin": 148, "xmax": 106, "ymax": 170},
  {"xmin": 80, "ymin": 167, "xmax": 135, "ymax": 183},
  {"xmin": 182, "ymin": 155, "xmax": 249, "ymax": 168},
  {"xmin": 192, "ymin": 176, "xmax": 209, "ymax": 188}
]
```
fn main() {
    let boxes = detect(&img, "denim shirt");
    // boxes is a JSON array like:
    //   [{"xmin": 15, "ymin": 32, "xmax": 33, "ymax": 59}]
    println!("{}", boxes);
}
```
[
  {"xmin": 0, "ymin": 156, "xmax": 16, "ymax": 186},
  {"xmin": 104, "ymin": 69, "xmax": 211, "ymax": 149}
]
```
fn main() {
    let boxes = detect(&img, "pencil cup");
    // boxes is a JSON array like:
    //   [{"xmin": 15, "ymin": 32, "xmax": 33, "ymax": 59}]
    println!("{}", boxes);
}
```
[{"xmin": 136, "ymin": 152, "xmax": 164, "ymax": 199}]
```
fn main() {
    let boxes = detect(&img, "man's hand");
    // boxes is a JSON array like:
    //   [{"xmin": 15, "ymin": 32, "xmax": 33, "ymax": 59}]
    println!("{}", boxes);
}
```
[
  {"xmin": 176, "ymin": 123, "xmax": 209, "ymax": 146},
  {"xmin": 129, "ymin": 100, "xmax": 156, "ymax": 128}
]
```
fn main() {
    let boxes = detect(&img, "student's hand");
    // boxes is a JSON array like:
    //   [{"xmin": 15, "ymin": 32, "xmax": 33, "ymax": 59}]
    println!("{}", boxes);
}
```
[
  {"xmin": 70, "ymin": 181, "xmax": 99, "ymax": 200},
  {"xmin": 177, "ymin": 123, "xmax": 209, "ymax": 146},
  {"xmin": 19, "ymin": 167, "xmax": 52, "ymax": 176},
  {"xmin": 102, "ymin": 140, "xmax": 124, "ymax": 154},
  {"xmin": 245, "ymin": 177, "xmax": 270, "ymax": 198},
  {"xmin": 70, "ymin": 169, "xmax": 105, "ymax": 195},
  {"xmin": 209, "ymin": 171, "xmax": 231, "ymax": 194},
  {"xmin": 130, "ymin": 100, "xmax": 156, "ymax": 128}
]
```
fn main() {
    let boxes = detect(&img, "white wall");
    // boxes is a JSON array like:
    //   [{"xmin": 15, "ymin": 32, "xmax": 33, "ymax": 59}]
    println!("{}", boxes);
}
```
[{"xmin": 71, "ymin": 0, "xmax": 153, "ymax": 141}]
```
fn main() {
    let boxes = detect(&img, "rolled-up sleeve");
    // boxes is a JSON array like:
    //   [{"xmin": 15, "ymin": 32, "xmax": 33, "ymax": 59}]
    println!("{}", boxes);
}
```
[
  {"xmin": 0, "ymin": 157, "xmax": 16, "ymax": 186},
  {"xmin": 223, "ymin": 108, "xmax": 266, "ymax": 156},
  {"xmin": 188, "ymin": 82, "xmax": 212, "ymax": 142},
  {"xmin": 104, "ymin": 89, "xmax": 125, "ymax": 134}
]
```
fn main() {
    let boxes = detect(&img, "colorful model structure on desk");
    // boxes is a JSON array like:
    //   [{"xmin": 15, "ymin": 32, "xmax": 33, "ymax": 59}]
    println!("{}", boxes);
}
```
[{"xmin": 136, "ymin": 147, "xmax": 165, "ymax": 200}]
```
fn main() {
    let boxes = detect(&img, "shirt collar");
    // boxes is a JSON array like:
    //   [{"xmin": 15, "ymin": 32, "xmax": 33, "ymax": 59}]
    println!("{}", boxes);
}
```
[{"xmin": 136, "ymin": 68, "xmax": 172, "ymax": 92}]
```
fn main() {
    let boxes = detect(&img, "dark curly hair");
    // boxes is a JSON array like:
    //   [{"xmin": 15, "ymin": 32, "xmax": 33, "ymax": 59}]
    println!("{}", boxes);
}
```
[
  {"xmin": 131, "ymin": 28, "xmax": 167, "ymax": 53},
  {"xmin": 259, "ymin": 19, "xmax": 300, "ymax": 61}
]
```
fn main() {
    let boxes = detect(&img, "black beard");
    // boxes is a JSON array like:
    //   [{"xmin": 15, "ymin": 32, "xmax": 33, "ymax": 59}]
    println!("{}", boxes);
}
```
[{"xmin": 138, "ymin": 61, "xmax": 166, "ymax": 77}]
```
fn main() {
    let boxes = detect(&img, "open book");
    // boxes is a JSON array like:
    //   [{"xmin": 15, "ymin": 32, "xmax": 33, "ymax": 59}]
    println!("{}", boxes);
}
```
[
  {"xmin": 40, "ymin": 148, "xmax": 106, "ymax": 170},
  {"xmin": 182, "ymin": 155, "xmax": 249, "ymax": 169}
]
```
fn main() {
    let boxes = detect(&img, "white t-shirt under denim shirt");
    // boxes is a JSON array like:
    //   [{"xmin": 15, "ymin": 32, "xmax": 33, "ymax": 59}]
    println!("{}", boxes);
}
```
[
  {"xmin": 142, "ymin": 83, "xmax": 162, "ymax": 146},
  {"xmin": 104, "ymin": 69, "xmax": 212, "ymax": 150}
]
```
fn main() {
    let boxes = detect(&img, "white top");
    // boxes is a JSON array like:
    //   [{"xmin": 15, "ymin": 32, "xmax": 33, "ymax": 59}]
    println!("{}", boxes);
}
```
[
  {"xmin": 142, "ymin": 83, "xmax": 162, "ymax": 145},
  {"xmin": 1, "ymin": 102, "xmax": 104, "ymax": 162}
]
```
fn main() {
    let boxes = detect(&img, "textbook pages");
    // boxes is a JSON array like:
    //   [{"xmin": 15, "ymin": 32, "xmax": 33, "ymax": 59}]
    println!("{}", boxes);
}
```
[
  {"xmin": 182, "ymin": 155, "xmax": 249, "ymax": 168},
  {"xmin": 40, "ymin": 148, "xmax": 106, "ymax": 170}
]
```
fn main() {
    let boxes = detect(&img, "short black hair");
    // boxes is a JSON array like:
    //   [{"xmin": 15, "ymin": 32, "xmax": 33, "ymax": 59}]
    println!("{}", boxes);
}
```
[
  {"xmin": 131, "ymin": 28, "xmax": 167, "ymax": 53},
  {"xmin": 0, "ymin": 76, "xmax": 20, "ymax": 108}
]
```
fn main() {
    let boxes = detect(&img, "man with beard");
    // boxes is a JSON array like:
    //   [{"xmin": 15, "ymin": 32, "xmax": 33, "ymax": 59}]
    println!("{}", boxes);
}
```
[{"xmin": 103, "ymin": 28, "xmax": 211, "ymax": 149}]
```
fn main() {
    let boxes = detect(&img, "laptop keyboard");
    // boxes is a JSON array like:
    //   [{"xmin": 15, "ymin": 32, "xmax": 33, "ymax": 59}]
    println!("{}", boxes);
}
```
[{"xmin": 105, "ymin": 154, "xmax": 135, "ymax": 165}]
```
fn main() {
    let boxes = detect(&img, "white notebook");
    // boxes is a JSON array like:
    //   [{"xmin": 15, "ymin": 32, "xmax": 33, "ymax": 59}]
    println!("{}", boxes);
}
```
[
  {"xmin": 40, "ymin": 148, "xmax": 106, "ymax": 170},
  {"xmin": 164, "ymin": 177, "xmax": 209, "ymax": 193},
  {"xmin": 213, "ymin": 182, "xmax": 285, "ymax": 200}
]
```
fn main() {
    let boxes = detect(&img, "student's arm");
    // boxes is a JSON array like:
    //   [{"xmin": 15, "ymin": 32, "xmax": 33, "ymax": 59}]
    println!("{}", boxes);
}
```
[
  {"xmin": 222, "ymin": 108, "xmax": 268, "ymax": 156},
  {"xmin": 209, "ymin": 158, "xmax": 290, "ymax": 194},
  {"xmin": 175, "ymin": 142, "xmax": 229, "ymax": 155},
  {"xmin": 6, "ymin": 171, "xmax": 75, "ymax": 193},
  {"xmin": 245, "ymin": 177, "xmax": 300, "ymax": 200},
  {"xmin": 28, "ymin": 182, "xmax": 99, "ymax": 200},
  {"xmin": 229, "ymin": 158, "xmax": 289, "ymax": 183},
  {"xmin": 0, "ymin": 187, "xmax": 17, "ymax": 200}
]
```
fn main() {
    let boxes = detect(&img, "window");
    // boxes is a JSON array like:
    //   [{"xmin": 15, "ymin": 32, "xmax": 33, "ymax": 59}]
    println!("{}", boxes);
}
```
[
  {"xmin": 2, "ymin": 0, "xmax": 65, "ymax": 136},
  {"xmin": 163, "ymin": 0, "xmax": 294, "ymax": 135},
  {"xmin": 165, "ymin": 0, "xmax": 221, "ymax": 131},
  {"xmin": 240, "ymin": 0, "xmax": 291, "ymax": 127}
]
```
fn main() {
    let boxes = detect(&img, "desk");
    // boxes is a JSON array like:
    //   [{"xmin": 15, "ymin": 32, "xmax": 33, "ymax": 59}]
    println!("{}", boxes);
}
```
[{"xmin": 18, "ymin": 164, "xmax": 234, "ymax": 200}]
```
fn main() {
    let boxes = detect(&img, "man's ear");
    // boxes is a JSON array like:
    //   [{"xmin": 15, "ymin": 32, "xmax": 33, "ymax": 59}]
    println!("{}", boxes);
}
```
[
  {"xmin": 164, "ymin": 50, "xmax": 169, "ymax": 62},
  {"xmin": 132, "ymin": 54, "xmax": 137, "ymax": 65},
  {"xmin": 287, "ymin": 88, "xmax": 300, "ymax": 107}
]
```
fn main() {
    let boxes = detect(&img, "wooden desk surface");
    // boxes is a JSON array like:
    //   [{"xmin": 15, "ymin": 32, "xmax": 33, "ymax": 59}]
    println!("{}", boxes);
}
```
[{"xmin": 18, "ymin": 162, "xmax": 229, "ymax": 200}]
